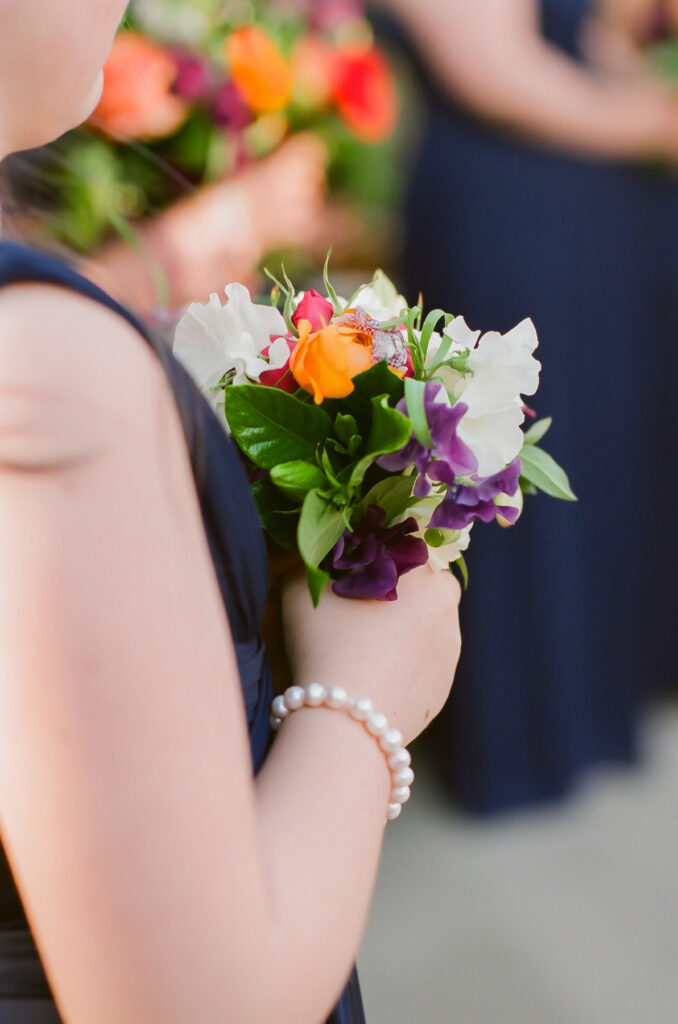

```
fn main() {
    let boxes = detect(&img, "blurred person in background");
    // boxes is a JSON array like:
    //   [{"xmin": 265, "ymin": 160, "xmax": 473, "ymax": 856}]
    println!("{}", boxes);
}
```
[
  {"xmin": 2, "ymin": 131, "xmax": 328, "ymax": 315},
  {"xmin": 373, "ymin": 0, "xmax": 678, "ymax": 813}
]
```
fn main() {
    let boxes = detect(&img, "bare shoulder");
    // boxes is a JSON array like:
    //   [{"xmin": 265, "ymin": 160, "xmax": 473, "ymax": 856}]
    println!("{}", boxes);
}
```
[{"xmin": 0, "ymin": 282, "xmax": 178, "ymax": 470}]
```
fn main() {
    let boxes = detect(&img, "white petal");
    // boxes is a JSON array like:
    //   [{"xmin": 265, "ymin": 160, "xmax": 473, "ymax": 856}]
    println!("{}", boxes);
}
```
[
  {"xmin": 266, "ymin": 335, "xmax": 293, "ymax": 371},
  {"xmin": 443, "ymin": 316, "xmax": 481, "ymax": 352}
]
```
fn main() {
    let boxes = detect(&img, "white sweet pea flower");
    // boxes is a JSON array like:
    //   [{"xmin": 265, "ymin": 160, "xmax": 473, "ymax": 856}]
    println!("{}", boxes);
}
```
[
  {"xmin": 427, "ymin": 525, "xmax": 473, "ymax": 572},
  {"xmin": 352, "ymin": 270, "xmax": 407, "ymax": 322},
  {"xmin": 424, "ymin": 317, "xmax": 480, "ymax": 397},
  {"xmin": 173, "ymin": 283, "xmax": 288, "ymax": 391},
  {"xmin": 454, "ymin": 318, "xmax": 541, "ymax": 478}
]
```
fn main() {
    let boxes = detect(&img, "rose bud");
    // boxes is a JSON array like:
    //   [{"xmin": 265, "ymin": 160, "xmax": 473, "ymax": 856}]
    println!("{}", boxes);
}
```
[{"xmin": 292, "ymin": 290, "xmax": 334, "ymax": 332}]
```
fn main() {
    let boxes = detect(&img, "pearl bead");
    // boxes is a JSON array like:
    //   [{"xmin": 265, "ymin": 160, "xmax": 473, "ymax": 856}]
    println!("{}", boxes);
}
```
[
  {"xmin": 388, "ymin": 748, "xmax": 411, "ymax": 771},
  {"xmin": 390, "ymin": 786, "xmax": 411, "ymax": 805},
  {"xmin": 271, "ymin": 696, "xmax": 289, "ymax": 720},
  {"xmin": 393, "ymin": 766, "xmax": 415, "ymax": 788},
  {"xmin": 387, "ymin": 803, "xmax": 402, "ymax": 821},
  {"xmin": 325, "ymin": 685, "xmax": 348, "ymax": 710},
  {"xmin": 366, "ymin": 712, "xmax": 389, "ymax": 737},
  {"xmin": 270, "ymin": 715, "xmax": 282, "ymax": 731},
  {"xmin": 379, "ymin": 727, "xmax": 403, "ymax": 754},
  {"xmin": 350, "ymin": 696, "xmax": 373, "ymax": 721},
  {"xmin": 284, "ymin": 685, "xmax": 305, "ymax": 711},
  {"xmin": 304, "ymin": 683, "xmax": 326, "ymax": 707}
]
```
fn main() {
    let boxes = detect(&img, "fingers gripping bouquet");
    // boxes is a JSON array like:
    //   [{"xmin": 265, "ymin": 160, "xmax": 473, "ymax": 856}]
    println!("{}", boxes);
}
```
[{"xmin": 174, "ymin": 263, "xmax": 575, "ymax": 605}]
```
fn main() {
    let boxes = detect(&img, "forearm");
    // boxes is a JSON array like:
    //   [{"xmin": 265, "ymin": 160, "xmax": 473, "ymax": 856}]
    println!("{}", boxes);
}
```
[
  {"xmin": 256, "ymin": 706, "xmax": 391, "ymax": 1021},
  {"xmin": 383, "ymin": 0, "xmax": 678, "ymax": 162}
]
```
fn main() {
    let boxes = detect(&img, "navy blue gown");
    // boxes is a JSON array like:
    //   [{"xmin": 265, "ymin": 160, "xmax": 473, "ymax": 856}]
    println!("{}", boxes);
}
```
[
  {"xmin": 0, "ymin": 242, "xmax": 365, "ymax": 1022},
  {"xmin": 401, "ymin": 0, "xmax": 671, "ymax": 812}
]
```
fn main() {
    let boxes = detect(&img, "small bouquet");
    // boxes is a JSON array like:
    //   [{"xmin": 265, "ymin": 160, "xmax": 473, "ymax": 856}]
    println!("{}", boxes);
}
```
[
  {"xmin": 173, "ymin": 263, "xmax": 575, "ymax": 604},
  {"xmin": 21, "ymin": 0, "xmax": 397, "ymax": 256}
]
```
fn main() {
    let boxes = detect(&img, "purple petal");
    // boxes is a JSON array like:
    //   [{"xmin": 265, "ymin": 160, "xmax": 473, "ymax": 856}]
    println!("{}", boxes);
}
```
[{"xmin": 332, "ymin": 549, "xmax": 399, "ymax": 601}]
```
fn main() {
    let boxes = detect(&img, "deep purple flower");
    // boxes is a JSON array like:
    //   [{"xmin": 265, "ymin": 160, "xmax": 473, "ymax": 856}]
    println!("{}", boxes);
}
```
[
  {"xmin": 172, "ymin": 52, "xmax": 218, "ymax": 102},
  {"xmin": 430, "ymin": 459, "xmax": 522, "ymax": 530},
  {"xmin": 378, "ymin": 381, "xmax": 477, "ymax": 497},
  {"xmin": 331, "ymin": 506, "xmax": 428, "ymax": 601},
  {"xmin": 212, "ymin": 80, "xmax": 254, "ymax": 130}
]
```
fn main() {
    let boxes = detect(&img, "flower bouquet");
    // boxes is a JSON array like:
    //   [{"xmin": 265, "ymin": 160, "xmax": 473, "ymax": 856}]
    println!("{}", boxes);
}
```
[
  {"xmin": 16, "ymin": 0, "xmax": 397, "ymax": 257},
  {"xmin": 173, "ymin": 262, "xmax": 575, "ymax": 604}
]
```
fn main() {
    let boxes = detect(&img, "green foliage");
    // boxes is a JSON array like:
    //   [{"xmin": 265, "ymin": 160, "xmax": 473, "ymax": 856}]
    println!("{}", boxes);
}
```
[
  {"xmin": 270, "ymin": 460, "xmax": 327, "ymax": 502},
  {"xmin": 224, "ymin": 386, "xmax": 332, "ymax": 469},
  {"xmin": 404, "ymin": 377, "xmax": 433, "ymax": 448},
  {"xmin": 523, "ymin": 417, "xmax": 552, "ymax": 446},
  {"xmin": 297, "ymin": 490, "xmax": 346, "ymax": 570},
  {"xmin": 520, "ymin": 444, "xmax": 576, "ymax": 501}
]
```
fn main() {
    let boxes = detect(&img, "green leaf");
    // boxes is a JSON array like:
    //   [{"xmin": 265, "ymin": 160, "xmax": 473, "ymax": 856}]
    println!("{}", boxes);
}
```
[
  {"xmin": 334, "ymin": 413, "xmax": 359, "ymax": 445},
  {"xmin": 452, "ymin": 554, "xmax": 469, "ymax": 590},
  {"xmin": 357, "ymin": 475, "xmax": 415, "ymax": 522},
  {"xmin": 419, "ymin": 309, "xmax": 446, "ymax": 360},
  {"xmin": 270, "ymin": 460, "xmax": 327, "ymax": 502},
  {"xmin": 404, "ymin": 378, "xmax": 433, "ymax": 448},
  {"xmin": 323, "ymin": 362, "xmax": 404, "ymax": 432},
  {"xmin": 519, "ymin": 477, "xmax": 538, "ymax": 497},
  {"xmin": 251, "ymin": 477, "xmax": 300, "ymax": 550},
  {"xmin": 523, "ymin": 417, "xmax": 552, "ymax": 446},
  {"xmin": 366, "ymin": 395, "xmax": 413, "ymax": 456},
  {"xmin": 424, "ymin": 528, "xmax": 462, "ymax": 549},
  {"xmin": 298, "ymin": 490, "xmax": 346, "ymax": 569},
  {"xmin": 225, "ymin": 387, "xmax": 332, "ymax": 469},
  {"xmin": 306, "ymin": 564, "xmax": 330, "ymax": 608},
  {"xmin": 520, "ymin": 445, "xmax": 577, "ymax": 501}
]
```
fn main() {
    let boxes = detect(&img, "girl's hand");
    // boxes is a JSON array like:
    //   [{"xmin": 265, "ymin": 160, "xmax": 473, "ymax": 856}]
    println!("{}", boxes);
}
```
[{"xmin": 281, "ymin": 564, "xmax": 462, "ymax": 746}]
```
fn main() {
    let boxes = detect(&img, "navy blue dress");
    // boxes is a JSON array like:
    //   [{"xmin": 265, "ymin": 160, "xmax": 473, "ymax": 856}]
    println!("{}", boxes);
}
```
[
  {"xmin": 401, "ymin": 0, "xmax": 670, "ymax": 812},
  {"xmin": 0, "ymin": 242, "xmax": 364, "ymax": 1022}
]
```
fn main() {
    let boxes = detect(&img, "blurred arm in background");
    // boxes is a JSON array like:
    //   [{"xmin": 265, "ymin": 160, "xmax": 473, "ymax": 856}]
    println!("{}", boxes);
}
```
[
  {"xmin": 374, "ymin": 0, "xmax": 678, "ymax": 163},
  {"xmin": 82, "ymin": 133, "xmax": 327, "ymax": 312}
]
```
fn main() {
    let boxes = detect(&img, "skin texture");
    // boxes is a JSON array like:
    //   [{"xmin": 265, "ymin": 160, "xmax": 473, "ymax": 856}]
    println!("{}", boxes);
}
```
[
  {"xmin": 0, "ymin": 4, "xmax": 462, "ymax": 1020},
  {"xmin": 0, "ymin": 284, "xmax": 461, "ymax": 1022},
  {"xmin": 377, "ymin": 0, "xmax": 678, "ymax": 162}
]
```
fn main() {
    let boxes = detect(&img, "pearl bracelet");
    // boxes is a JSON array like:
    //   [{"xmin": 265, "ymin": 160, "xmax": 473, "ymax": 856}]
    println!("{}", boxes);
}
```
[{"xmin": 270, "ymin": 684, "xmax": 414, "ymax": 822}]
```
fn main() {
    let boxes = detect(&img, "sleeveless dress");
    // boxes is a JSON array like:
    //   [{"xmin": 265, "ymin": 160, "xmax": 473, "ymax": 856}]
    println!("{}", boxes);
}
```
[
  {"xmin": 395, "ymin": 0, "xmax": 669, "ymax": 813},
  {"xmin": 0, "ymin": 242, "xmax": 365, "ymax": 1023}
]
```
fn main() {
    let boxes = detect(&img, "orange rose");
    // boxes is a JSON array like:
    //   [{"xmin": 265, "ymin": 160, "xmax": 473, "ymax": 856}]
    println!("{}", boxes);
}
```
[
  {"xmin": 92, "ymin": 32, "xmax": 189, "ymax": 140},
  {"xmin": 290, "ymin": 319, "xmax": 373, "ymax": 404},
  {"xmin": 226, "ymin": 26, "xmax": 292, "ymax": 114}
]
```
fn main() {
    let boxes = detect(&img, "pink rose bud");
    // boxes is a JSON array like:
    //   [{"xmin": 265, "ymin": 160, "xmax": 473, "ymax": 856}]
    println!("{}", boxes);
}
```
[
  {"xmin": 260, "ymin": 337, "xmax": 298, "ymax": 393},
  {"xmin": 292, "ymin": 290, "xmax": 334, "ymax": 332}
]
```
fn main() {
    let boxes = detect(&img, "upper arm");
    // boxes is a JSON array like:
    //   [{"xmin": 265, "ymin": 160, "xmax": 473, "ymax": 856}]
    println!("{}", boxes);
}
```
[
  {"xmin": 393, "ymin": 0, "xmax": 542, "ymax": 113},
  {"xmin": 0, "ymin": 285, "xmax": 270, "ymax": 1022}
]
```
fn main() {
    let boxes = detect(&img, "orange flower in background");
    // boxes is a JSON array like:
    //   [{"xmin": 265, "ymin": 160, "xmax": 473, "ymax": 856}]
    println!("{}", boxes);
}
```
[
  {"xmin": 226, "ymin": 26, "xmax": 292, "ymax": 114},
  {"xmin": 93, "ymin": 32, "xmax": 189, "ymax": 140},
  {"xmin": 290, "ymin": 318, "xmax": 373, "ymax": 404},
  {"xmin": 332, "ymin": 47, "xmax": 398, "ymax": 142}
]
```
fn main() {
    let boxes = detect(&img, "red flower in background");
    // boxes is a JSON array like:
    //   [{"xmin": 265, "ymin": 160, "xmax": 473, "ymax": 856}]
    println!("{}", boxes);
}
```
[{"xmin": 332, "ymin": 48, "xmax": 398, "ymax": 142}]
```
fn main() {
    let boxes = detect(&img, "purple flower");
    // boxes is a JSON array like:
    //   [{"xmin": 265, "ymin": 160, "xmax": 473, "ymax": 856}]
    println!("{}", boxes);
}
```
[
  {"xmin": 378, "ymin": 381, "xmax": 478, "ymax": 497},
  {"xmin": 430, "ymin": 459, "xmax": 522, "ymax": 530},
  {"xmin": 172, "ymin": 52, "xmax": 218, "ymax": 102},
  {"xmin": 331, "ymin": 506, "xmax": 428, "ymax": 601},
  {"xmin": 212, "ymin": 80, "xmax": 254, "ymax": 130}
]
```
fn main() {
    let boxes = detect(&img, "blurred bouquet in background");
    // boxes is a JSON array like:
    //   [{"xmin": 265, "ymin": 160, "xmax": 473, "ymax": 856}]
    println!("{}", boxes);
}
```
[
  {"xmin": 17, "ymin": 0, "xmax": 398, "ymax": 259},
  {"xmin": 173, "ymin": 262, "xmax": 575, "ymax": 604}
]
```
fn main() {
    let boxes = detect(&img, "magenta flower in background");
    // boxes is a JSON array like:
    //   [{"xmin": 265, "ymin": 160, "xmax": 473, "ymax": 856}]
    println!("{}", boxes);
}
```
[
  {"xmin": 332, "ymin": 506, "xmax": 428, "ymax": 601},
  {"xmin": 430, "ymin": 459, "xmax": 522, "ymax": 530},
  {"xmin": 292, "ymin": 290, "xmax": 335, "ymax": 332},
  {"xmin": 172, "ymin": 51, "xmax": 217, "ymax": 102},
  {"xmin": 212, "ymin": 80, "xmax": 254, "ymax": 130},
  {"xmin": 378, "ymin": 381, "xmax": 478, "ymax": 497}
]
